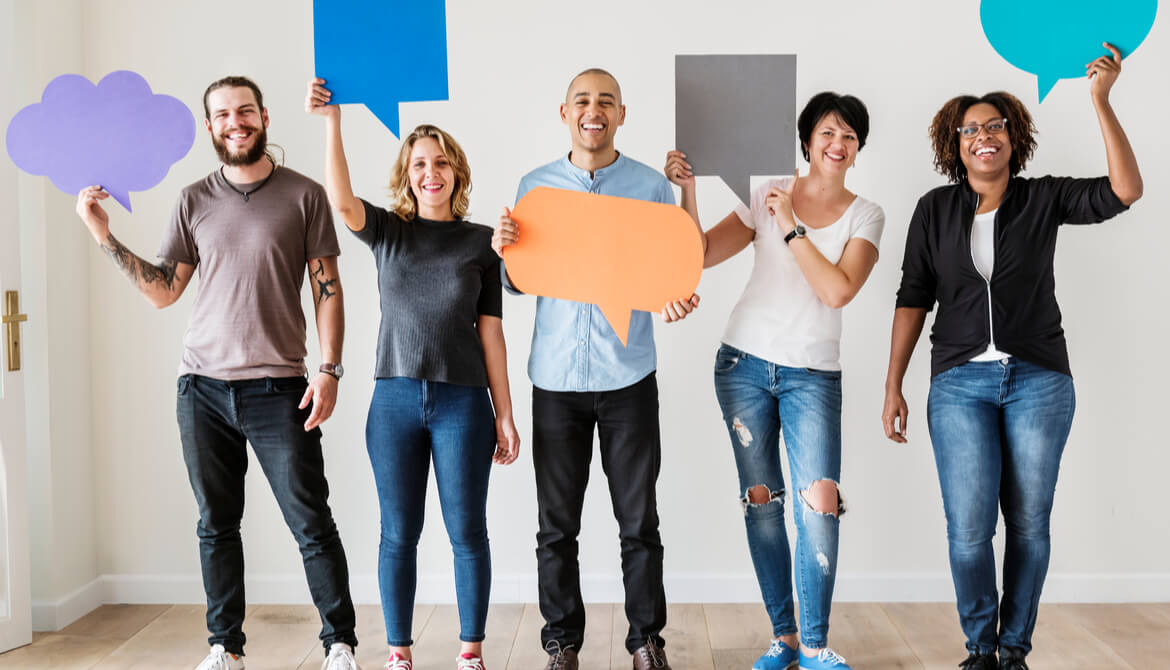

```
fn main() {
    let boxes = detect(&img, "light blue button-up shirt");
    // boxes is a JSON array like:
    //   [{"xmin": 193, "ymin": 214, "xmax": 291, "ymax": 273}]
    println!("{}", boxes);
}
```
[{"xmin": 504, "ymin": 153, "xmax": 676, "ymax": 392}]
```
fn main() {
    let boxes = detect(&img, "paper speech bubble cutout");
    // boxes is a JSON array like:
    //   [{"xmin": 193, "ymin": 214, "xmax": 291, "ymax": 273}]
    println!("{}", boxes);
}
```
[
  {"xmin": 980, "ymin": 0, "xmax": 1158, "ymax": 102},
  {"xmin": 313, "ymin": 0, "xmax": 449, "ymax": 138},
  {"xmin": 5, "ymin": 70, "xmax": 195, "ymax": 212},
  {"xmin": 676, "ymin": 54, "xmax": 797, "ymax": 205},
  {"xmin": 504, "ymin": 187, "xmax": 703, "ymax": 346}
]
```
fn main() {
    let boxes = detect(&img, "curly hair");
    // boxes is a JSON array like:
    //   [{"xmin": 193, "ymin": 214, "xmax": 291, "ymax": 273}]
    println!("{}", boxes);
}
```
[
  {"xmin": 928, "ymin": 91, "xmax": 1037, "ymax": 183},
  {"xmin": 388, "ymin": 124, "xmax": 472, "ymax": 220}
]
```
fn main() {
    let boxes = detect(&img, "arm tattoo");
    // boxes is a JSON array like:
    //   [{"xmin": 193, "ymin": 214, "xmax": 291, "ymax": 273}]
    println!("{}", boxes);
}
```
[
  {"xmin": 102, "ymin": 234, "xmax": 178, "ymax": 289},
  {"xmin": 313, "ymin": 259, "xmax": 337, "ymax": 304}
]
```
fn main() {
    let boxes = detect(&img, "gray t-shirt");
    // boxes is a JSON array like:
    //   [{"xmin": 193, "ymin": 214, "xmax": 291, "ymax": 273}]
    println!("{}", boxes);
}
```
[
  {"xmin": 355, "ymin": 200, "xmax": 502, "ymax": 387},
  {"xmin": 158, "ymin": 166, "xmax": 340, "ymax": 380}
]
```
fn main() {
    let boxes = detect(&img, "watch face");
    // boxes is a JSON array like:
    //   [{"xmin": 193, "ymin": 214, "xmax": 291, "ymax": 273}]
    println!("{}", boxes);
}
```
[
  {"xmin": 796, "ymin": 225, "xmax": 806, "ymax": 236},
  {"xmin": 334, "ymin": 363, "xmax": 344, "ymax": 378}
]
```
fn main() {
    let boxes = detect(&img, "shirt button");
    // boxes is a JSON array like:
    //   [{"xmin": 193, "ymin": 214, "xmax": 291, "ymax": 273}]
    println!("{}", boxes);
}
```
[{"xmin": 579, "ymin": 340, "xmax": 585, "ymax": 346}]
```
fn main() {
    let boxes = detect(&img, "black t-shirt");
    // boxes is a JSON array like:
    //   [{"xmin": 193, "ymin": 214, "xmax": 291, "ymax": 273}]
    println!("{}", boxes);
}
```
[
  {"xmin": 355, "ymin": 200, "xmax": 502, "ymax": 386},
  {"xmin": 895, "ymin": 176, "xmax": 1128, "ymax": 378}
]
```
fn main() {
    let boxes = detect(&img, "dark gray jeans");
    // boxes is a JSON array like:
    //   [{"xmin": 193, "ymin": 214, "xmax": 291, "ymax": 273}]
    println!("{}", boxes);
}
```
[{"xmin": 177, "ymin": 374, "xmax": 357, "ymax": 655}]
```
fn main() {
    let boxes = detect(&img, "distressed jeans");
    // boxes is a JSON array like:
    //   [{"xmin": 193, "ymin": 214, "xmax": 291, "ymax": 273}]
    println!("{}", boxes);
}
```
[
  {"xmin": 712, "ymin": 345, "xmax": 844, "ymax": 649},
  {"xmin": 928, "ymin": 358, "xmax": 1075, "ymax": 656},
  {"xmin": 177, "ymin": 374, "xmax": 358, "ymax": 656}
]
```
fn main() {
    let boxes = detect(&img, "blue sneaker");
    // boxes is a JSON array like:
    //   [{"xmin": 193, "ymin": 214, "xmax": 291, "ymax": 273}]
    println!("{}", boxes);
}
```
[
  {"xmin": 753, "ymin": 639, "xmax": 798, "ymax": 670},
  {"xmin": 798, "ymin": 648, "xmax": 851, "ymax": 670}
]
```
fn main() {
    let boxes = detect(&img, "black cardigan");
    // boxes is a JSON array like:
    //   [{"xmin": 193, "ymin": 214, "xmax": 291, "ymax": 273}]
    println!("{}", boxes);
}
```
[{"xmin": 895, "ymin": 175, "xmax": 1129, "ymax": 377}]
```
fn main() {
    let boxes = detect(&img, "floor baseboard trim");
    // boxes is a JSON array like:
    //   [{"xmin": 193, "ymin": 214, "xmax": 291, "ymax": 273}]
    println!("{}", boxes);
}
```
[
  {"xmin": 94, "ymin": 572, "xmax": 1170, "ymax": 606},
  {"xmin": 31, "ymin": 577, "xmax": 106, "ymax": 632},
  {"xmin": 33, "ymin": 571, "xmax": 1170, "ymax": 630}
]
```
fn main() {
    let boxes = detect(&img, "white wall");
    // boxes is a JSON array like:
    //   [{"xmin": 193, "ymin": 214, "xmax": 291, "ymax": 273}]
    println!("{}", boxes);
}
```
[
  {"xmin": 8, "ymin": 0, "xmax": 103, "ymax": 630},
  {"xmin": 18, "ymin": 0, "xmax": 1170, "ymax": 621}
]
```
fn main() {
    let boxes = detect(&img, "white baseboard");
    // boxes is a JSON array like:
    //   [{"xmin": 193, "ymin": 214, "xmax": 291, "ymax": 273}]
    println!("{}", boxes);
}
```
[
  {"xmin": 31, "ymin": 577, "xmax": 105, "ymax": 632},
  {"xmin": 34, "ymin": 571, "xmax": 1170, "ymax": 630}
]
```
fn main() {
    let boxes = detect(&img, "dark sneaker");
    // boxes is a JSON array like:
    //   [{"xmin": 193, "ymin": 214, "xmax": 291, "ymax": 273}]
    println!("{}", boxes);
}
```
[
  {"xmin": 542, "ymin": 641, "xmax": 578, "ymax": 670},
  {"xmin": 998, "ymin": 647, "xmax": 1029, "ymax": 670},
  {"xmin": 632, "ymin": 640, "xmax": 671, "ymax": 670},
  {"xmin": 958, "ymin": 652, "xmax": 998, "ymax": 670}
]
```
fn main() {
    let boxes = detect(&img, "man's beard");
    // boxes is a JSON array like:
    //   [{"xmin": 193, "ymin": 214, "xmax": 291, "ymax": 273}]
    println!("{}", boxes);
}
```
[{"xmin": 213, "ymin": 125, "xmax": 268, "ymax": 167}]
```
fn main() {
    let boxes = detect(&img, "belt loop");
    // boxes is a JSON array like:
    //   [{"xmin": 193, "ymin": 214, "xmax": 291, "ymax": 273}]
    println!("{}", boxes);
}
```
[{"xmin": 265, "ymin": 377, "xmax": 274, "ymax": 392}]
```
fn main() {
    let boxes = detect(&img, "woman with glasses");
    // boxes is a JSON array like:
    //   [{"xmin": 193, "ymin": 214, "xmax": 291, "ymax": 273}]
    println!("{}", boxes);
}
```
[
  {"xmin": 881, "ymin": 44, "xmax": 1142, "ymax": 670},
  {"xmin": 665, "ymin": 92, "xmax": 884, "ymax": 670}
]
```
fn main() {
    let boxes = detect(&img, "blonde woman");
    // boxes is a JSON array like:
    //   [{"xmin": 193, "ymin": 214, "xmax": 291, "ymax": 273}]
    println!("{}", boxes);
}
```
[{"xmin": 307, "ymin": 78, "xmax": 520, "ymax": 670}]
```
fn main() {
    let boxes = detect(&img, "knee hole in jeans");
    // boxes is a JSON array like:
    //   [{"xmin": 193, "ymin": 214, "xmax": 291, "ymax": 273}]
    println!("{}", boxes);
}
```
[
  {"xmin": 799, "ymin": 479, "xmax": 846, "ymax": 517},
  {"xmin": 741, "ymin": 485, "xmax": 784, "ymax": 513}
]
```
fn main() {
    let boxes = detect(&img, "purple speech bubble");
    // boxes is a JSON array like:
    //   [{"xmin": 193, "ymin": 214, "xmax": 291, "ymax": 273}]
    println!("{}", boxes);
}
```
[{"xmin": 5, "ymin": 70, "xmax": 195, "ymax": 212}]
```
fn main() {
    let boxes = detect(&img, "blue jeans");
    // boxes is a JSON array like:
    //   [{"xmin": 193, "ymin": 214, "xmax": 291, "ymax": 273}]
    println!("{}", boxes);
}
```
[
  {"xmin": 712, "ymin": 345, "xmax": 844, "ymax": 649},
  {"xmin": 176, "ymin": 374, "xmax": 357, "ymax": 656},
  {"xmin": 927, "ymin": 358, "xmax": 1075, "ymax": 656},
  {"xmin": 366, "ymin": 378, "xmax": 496, "ymax": 646}
]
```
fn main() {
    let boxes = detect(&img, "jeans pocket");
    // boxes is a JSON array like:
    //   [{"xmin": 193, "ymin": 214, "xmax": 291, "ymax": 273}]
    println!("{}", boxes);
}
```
[
  {"xmin": 714, "ymin": 346, "xmax": 742, "ymax": 373},
  {"xmin": 177, "ymin": 374, "xmax": 193, "ymax": 396}
]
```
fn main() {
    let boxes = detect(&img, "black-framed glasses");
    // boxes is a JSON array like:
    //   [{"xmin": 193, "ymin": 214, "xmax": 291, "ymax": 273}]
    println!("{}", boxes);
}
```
[{"xmin": 957, "ymin": 118, "xmax": 1008, "ymax": 137}]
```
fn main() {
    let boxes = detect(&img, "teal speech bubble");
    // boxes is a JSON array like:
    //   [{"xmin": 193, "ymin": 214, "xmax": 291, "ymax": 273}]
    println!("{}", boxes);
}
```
[{"xmin": 980, "ymin": 0, "xmax": 1158, "ymax": 102}]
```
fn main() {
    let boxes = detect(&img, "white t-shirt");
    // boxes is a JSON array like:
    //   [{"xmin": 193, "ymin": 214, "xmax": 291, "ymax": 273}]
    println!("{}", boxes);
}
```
[
  {"xmin": 968, "ymin": 209, "xmax": 1011, "ymax": 362},
  {"xmin": 722, "ymin": 177, "xmax": 885, "ymax": 371}
]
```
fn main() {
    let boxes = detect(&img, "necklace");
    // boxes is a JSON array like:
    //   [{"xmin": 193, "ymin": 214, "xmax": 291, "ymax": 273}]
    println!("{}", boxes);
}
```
[{"xmin": 221, "ymin": 158, "xmax": 276, "ymax": 202}]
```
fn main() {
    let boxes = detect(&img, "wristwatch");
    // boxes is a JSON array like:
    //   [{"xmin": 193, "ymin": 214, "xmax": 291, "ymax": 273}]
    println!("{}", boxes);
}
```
[
  {"xmin": 319, "ymin": 363, "xmax": 344, "ymax": 380},
  {"xmin": 784, "ymin": 224, "xmax": 807, "ymax": 245}
]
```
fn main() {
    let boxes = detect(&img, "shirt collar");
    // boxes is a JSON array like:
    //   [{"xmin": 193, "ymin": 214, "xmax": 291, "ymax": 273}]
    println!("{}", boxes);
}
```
[{"xmin": 559, "ymin": 151, "xmax": 625, "ymax": 183}]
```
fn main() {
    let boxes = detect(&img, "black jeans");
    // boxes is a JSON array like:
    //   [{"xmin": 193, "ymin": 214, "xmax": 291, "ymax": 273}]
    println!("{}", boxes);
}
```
[
  {"xmin": 533, "ymin": 372, "xmax": 667, "ymax": 655},
  {"xmin": 177, "ymin": 374, "xmax": 357, "ymax": 655}
]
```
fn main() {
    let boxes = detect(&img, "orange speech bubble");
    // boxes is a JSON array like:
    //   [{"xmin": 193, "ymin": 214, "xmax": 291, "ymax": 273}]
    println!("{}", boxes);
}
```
[{"xmin": 503, "ymin": 186, "xmax": 703, "ymax": 346}]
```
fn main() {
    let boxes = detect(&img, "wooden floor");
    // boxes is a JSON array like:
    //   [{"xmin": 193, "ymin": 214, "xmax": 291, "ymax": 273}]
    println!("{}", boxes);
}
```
[{"xmin": 3, "ymin": 602, "xmax": 1167, "ymax": 669}]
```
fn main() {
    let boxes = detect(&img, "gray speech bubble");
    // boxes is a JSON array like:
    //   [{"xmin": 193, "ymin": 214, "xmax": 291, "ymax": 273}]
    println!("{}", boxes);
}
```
[{"xmin": 675, "ymin": 54, "xmax": 797, "ymax": 205}]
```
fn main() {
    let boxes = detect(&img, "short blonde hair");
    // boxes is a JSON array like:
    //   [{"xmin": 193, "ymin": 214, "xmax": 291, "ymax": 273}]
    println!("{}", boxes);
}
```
[{"xmin": 388, "ymin": 124, "xmax": 472, "ymax": 220}]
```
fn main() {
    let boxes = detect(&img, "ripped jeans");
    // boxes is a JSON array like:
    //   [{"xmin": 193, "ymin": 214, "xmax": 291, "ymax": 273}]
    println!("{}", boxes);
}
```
[{"xmin": 713, "ymin": 344, "xmax": 843, "ymax": 649}]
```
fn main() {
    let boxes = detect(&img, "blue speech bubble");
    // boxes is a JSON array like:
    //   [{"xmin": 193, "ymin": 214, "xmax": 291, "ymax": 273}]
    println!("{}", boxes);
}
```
[
  {"xmin": 313, "ymin": 0, "xmax": 449, "ymax": 138},
  {"xmin": 981, "ymin": 0, "xmax": 1158, "ymax": 102}
]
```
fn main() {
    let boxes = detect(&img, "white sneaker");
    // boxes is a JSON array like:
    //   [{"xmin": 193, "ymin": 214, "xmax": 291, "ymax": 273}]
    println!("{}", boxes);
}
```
[
  {"xmin": 456, "ymin": 653, "xmax": 485, "ymax": 670},
  {"xmin": 322, "ymin": 642, "xmax": 362, "ymax": 670},
  {"xmin": 195, "ymin": 644, "xmax": 245, "ymax": 670}
]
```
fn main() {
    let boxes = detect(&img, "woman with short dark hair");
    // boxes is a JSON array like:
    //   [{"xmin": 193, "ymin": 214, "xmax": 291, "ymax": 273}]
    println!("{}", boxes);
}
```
[
  {"xmin": 882, "ymin": 44, "xmax": 1142, "ymax": 670},
  {"xmin": 665, "ymin": 92, "xmax": 884, "ymax": 670}
]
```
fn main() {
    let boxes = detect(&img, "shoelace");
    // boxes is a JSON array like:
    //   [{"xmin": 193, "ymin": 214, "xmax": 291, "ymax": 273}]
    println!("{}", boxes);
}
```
[
  {"xmin": 196, "ymin": 647, "xmax": 236, "ymax": 670},
  {"xmin": 385, "ymin": 654, "xmax": 412, "ymax": 670},
  {"xmin": 457, "ymin": 655, "xmax": 486, "ymax": 670},
  {"xmin": 816, "ymin": 648, "xmax": 847, "ymax": 666},
  {"xmin": 636, "ymin": 643, "xmax": 666, "ymax": 668},
  {"xmin": 958, "ymin": 653, "xmax": 994, "ymax": 669},
  {"xmin": 322, "ymin": 645, "xmax": 358, "ymax": 670},
  {"xmin": 764, "ymin": 640, "xmax": 786, "ymax": 657},
  {"xmin": 544, "ymin": 641, "xmax": 574, "ymax": 670}
]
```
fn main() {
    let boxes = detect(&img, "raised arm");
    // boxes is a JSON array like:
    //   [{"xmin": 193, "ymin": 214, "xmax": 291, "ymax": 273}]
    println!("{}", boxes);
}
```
[
  {"xmin": 479, "ymin": 315, "xmax": 520, "ymax": 465},
  {"xmin": 1088, "ymin": 43, "xmax": 1142, "ymax": 206},
  {"xmin": 76, "ymin": 186, "xmax": 194, "ymax": 308},
  {"xmin": 301, "ymin": 255, "xmax": 344, "ymax": 431},
  {"xmin": 306, "ymin": 78, "xmax": 367, "ymax": 231}
]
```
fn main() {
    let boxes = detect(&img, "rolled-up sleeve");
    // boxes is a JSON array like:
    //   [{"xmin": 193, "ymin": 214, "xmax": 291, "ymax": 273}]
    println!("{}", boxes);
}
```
[{"xmin": 1046, "ymin": 175, "xmax": 1130, "ymax": 225}]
